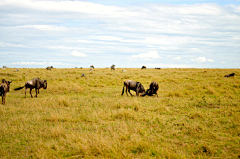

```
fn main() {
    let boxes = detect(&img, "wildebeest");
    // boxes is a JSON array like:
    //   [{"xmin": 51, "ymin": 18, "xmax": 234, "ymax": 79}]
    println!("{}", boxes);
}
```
[
  {"xmin": 224, "ymin": 73, "xmax": 235, "ymax": 78},
  {"xmin": 155, "ymin": 68, "xmax": 161, "ymax": 70},
  {"xmin": 144, "ymin": 81, "xmax": 159, "ymax": 97},
  {"xmin": 0, "ymin": 79, "xmax": 12, "ymax": 105},
  {"xmin": 141, "ymin": 66, "xmax": 146, "ymax": 69},
  {"xmin": 46, "ymin": 66, "xmax": 53, "ymax": 70},
  {"xmin": 111, "ymin": 65, "xmax": 116, "ymax": 71},
  {"xmin": 90, "ymin": 65, "xmax": 94, "ymax": 69},
  {"xmin": 3, "ymin": 66, "xmax": 7, "ymax": 69},
  {"xmin": 121, "ymin": 80, "xmax": 146, "ymax": 96},
  {"xmin": 81, "ymin": 73, "xmax": 86, "ymax": 77},
  {"xmin": 14, "ymin": 78, "xmax": 47, "ymax": 98}
]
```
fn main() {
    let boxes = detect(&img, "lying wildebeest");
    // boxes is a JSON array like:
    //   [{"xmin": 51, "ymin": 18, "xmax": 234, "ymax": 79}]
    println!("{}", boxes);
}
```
[
  {"xmin": 141, "ymin": 66, "xmax": 146, "ymax": 69},
  {"xmin": 224, "ymin": 73, "xmax": 235, "ymax": 78},
  {"xmin": 121, "ymin": 80, "xmax": 146, "ymax": 96},
  {"xmin": 0, "ymin": 79, "xmax": 12, "ymax": 105},
  {"xmin": 14, "ymin": 78, "xmax": 47, "ymax": 98},
  {"xmin": 46, "ymin": 66, "xmax": 53, "ymax": 70},
  {"xmin": 144, "ymin": 81, "xmax": 159, "ymax": 97},
  {"xmin": 111, "ymin": 64, "xmax": 116, "ymax": 71}
]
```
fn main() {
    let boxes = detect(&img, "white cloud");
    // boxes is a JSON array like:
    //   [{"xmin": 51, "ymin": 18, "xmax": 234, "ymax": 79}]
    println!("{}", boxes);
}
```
[
  {"xmin": 221, "ymin": 61, "xmax": 227, "ymax": 64},
  {"xmin": 132, "ymin": 51, "xmax": 161, "ymax": 60},
  {"xmin": 70, "ymin": 50, "xmax": 87, "ymax": 57},
  {"xmin": 191, "ymin": 57, "xmax": 207, "ymax": 63},
  {"xmin": 11, "ymin": 61, "xmax": 67, "ymax": 65},
  {"xmin": 174, "ymin": 56, "xmax": 181, "ymax": 60},
  {"xmin": 207, "ymin": 59, "xmax": 214, "ymax": 62},
  {"xmin": 16, "ymin": 25, "xmax": 66, "ymax": 31},
  {"xmin": 191, "ymin": 57, "xmax": 215, "ymax": 63},
  {"xmin": 148, "ymin": 63, "xmax": 191, "ymax": 68}
]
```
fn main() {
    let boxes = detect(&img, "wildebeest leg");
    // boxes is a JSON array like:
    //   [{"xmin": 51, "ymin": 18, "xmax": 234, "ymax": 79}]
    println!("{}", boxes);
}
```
[
  {"xmin": 128, "ymin": 87, "xmax": 133, "ymax": 96},
  {"xmin": 2, "ymin": 93, "xmax": 6, "ymax": 105},
  {"xmin": 35, "ymin": 88, "xmax": 38, "ymax": 97},
  {"xmin": 30, "ymin": 88, "xmax": 33, "ymax": 98},
  {"xmin": 121, "ymin": 86, "xmax": 125, "ymax": 95},
  {"xmin": 125, "ymin": 85, "xmax": 129, "ymax": 96}
]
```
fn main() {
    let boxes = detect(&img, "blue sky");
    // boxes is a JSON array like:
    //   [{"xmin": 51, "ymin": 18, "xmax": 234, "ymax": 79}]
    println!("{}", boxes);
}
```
[{"xmin": 0, "ymin": 0, "xmax": 240, "ymax": 68}]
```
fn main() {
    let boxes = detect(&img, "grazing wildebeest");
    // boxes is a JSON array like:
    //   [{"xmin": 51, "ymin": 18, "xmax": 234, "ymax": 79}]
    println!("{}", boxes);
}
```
[
  {"xmin": 90, "ymin": 65, "xmax": 94, "ymax": 69},
  {"xmin": 144, "ymin": 81, "xmax": 159, "ymax": 97},
  {"xmin": 155, "ymin": 68, "xmax": 161, "ymax": 70},
  {"xmin": 121, "ymin": 80, "xmax": 146, "ymax": 96},
  {"xmin": 111, "ymin": 65, "xmax": 116, "ymax": 71},
  {"xmin": 14, "ymin": 78, "xmax": 47, "ymax": 98},
  {"xmin": 0, "ymin": 79, "xmax": 12, "ymax": 105},
  {"xmin": 141, "ymin": 66, "xmax": 146, "ymax": 69},
  {"xmin": 46, "ymin": 66, "xmax": 53, "ymax": 70},
  {"xmin": 224, "ymin": 73, "xmax": 235, "ymax": 78},
  {"xmin": 3, "ymin": 66, "xmax": 7, "ymax": 69}
]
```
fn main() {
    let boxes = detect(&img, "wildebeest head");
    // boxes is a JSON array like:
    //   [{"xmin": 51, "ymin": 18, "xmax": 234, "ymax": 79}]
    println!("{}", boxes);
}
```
[
  {"xmin": 43, "ymin": 80, "xmax": 47, "ymax": 89},
  {"xmin": 136, "ymin": 82, "xmax": 146, "ymax": 95}
]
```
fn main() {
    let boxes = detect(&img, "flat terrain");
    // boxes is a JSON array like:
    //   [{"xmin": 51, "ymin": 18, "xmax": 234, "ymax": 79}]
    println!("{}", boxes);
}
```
[{"xmin": 0, "ymin": 68, "xmax": 240, "ymax": 158}]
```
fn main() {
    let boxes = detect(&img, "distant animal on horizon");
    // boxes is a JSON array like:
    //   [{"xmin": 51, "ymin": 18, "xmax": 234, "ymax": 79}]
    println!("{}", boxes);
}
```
[
  {"xmin": 144, "ymin": 81, "xmax": 159, "ymax": 97},
  {"xmin": 111, "ymin": 64, "xmax": 116, "ymax": 71},
  {"xmin": 141, "ymin": 66, "xmax": 146, "ymax": 69},
  {"xmin": 12, "ymin": 69, "xmax": 19, "ymax": 72},
  {"xmin": 14, "ymin": 78, "xmax": 47, "ymax": 98},
  {"xmin": 121, "ymin": 80, "xmax": 146, "ymax": 97},
  {"xmin": 0, "ymin": 79, "xmax": 12, "ymax": 105},
  {"xmin": 90, "ymin": 65, "xmax": 94, "ymax": 69},
  {"xmin": 46, "ymin": 66, "xmax": 53, "ymax": 70},
  {"xmin": 155, "ymin": 68, "xmax": 161, "ymax": 70},
  {"xmin": 224, "ymin": 73, "xmax": 235, "ymax": 78},
  {"xmin": 3, "ymin": 66, "xmax": 7, "ymax": 69},
  {"xmin": 122, "ymin": 69, "xmax": 127, "ymax": 72}
]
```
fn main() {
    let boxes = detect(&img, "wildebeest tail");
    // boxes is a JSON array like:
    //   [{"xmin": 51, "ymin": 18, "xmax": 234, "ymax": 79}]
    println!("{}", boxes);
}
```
[
  {"xmin": 121, "ymin": 86, "xmax": 125, "ymax": 95},
  {"xmin": 14, "ymin": 86, "xmax": 25, "ymax": 91}
]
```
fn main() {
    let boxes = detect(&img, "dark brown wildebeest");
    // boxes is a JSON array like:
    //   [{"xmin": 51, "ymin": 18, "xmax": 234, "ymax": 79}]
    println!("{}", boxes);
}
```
[
  {"xmin": 224, "ymin": 73, "xmax": 235, "ymax": 78},
  {"xmin": 121, "ymin": 80, "xmax": 146, "ymax": 96},
  {"xmin": 14, "ymin": 78, "xmax": 47, "ymax": 98},
  {"xmin": 90, "ymin": 65, "xmax": 94, "ymax": 69},
  {"xmin": 0, "ymin": 79, "xmax": 12, "ymax": 105},
  {"xmin": 141, "ymin": 66, "xmax": 146, "ymax": 69},
  {"xmin": 144, "ymin": 81, "xmax": 159, "ymax": 97},
  {"xmin": 46, "ymin": 66, "xmax": 53, "ymax": 70},
  {"xmin": 3, "ymin": 66, "xmax": 7, "ymax": 69},
  {"xmin": 111, "ymin": 64, "xmax": 116, "ymax": 71},
  {"xmin": 155, "ymin": 68, "xmax": 161, "ymax": 70}
]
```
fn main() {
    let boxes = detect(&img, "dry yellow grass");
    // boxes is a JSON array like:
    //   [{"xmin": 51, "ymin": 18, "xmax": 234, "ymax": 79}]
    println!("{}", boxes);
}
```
[{"xmin": 0, "ymin": 68, "xmax": 240, "ymax": 158}]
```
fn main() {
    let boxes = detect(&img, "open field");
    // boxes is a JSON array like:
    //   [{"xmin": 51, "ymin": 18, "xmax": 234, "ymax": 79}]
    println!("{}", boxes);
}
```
[{"xmin": 0, "ymin": 68, "xmax": 240, "ymax": 158}]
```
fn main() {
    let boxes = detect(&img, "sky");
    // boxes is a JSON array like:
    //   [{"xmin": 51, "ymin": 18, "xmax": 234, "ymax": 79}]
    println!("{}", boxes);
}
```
[{"xmin": 0, "ymin": 0, "xmax": 240, "ymax": 68}]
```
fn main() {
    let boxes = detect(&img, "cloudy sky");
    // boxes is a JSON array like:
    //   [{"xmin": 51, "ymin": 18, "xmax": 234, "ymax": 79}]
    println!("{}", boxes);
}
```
[{"xmin": 0, "ymin": 0, "xmax": 240, "ymax": 68}]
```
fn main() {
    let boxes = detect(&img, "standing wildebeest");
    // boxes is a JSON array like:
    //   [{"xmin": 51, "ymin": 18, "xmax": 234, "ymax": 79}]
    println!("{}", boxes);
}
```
[
  {"xmin": 121, "ymin": 80, "xmax": 146, "ymax": 96},
  {"xmin": 141, "ymin": 66, "xmax": 146, "ymax": 69},
  {"xmin": 46, "ymin": 66, "xmax": 53, "ymax": 70},
  {"xmin": 155, "ymin": 68, "xmax": 161, "ymax": 70},
  {"xmin": 111, "ymin": 65, "xmax": 116, "ymax": 71},
  {"xmin": 224, "ymin": 73, "xmax": 235, "ymax": 78},
  {"xmin": 144, "ymin": 81, "xmax": 159, "ymax": 97},
  {"xmin": 0, "ymin": 79, "xmax": 12, "ymax": 105},
  {"xmin": 3, "ymin": 66, "xmax": 7, "ymax": 69},
  {"xmin": 14, "ymin": 78, "xmax": 47, "ymax": 98},
  {"xmin": 90, "ymin": 65, "xmax": 94, "ymax": 69}
]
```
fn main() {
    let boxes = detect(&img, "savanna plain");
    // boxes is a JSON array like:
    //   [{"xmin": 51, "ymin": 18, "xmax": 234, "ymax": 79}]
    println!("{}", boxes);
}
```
[{"xmin": 0, "ymin": 68, "xmax": 240, "ymax": 158}]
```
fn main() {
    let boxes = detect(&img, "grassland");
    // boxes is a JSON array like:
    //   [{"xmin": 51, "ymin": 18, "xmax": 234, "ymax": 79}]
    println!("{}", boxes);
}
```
[{"xmin": 0, "ymin": 68, "xmax": 240, "ymax": 158}]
